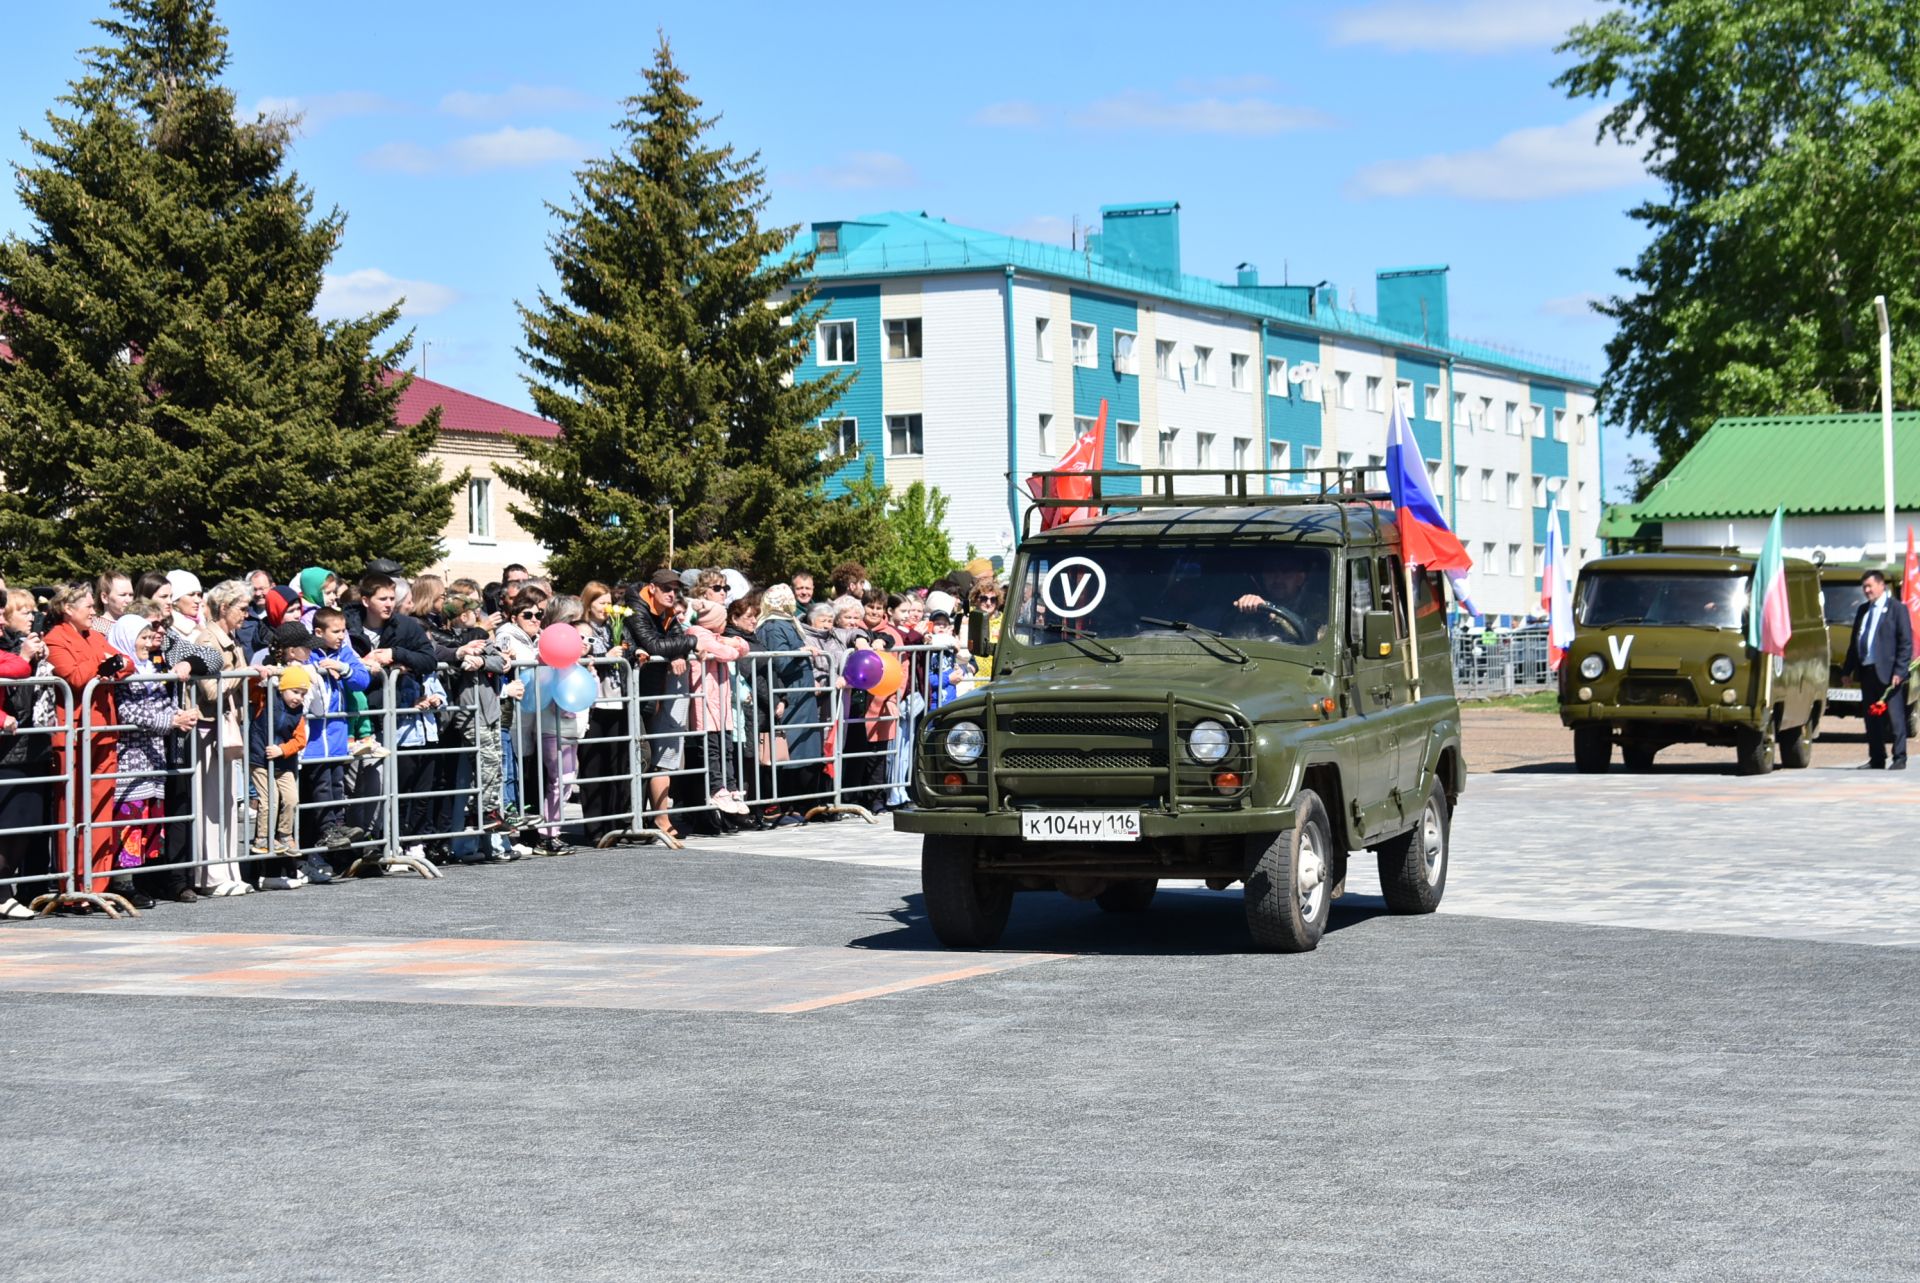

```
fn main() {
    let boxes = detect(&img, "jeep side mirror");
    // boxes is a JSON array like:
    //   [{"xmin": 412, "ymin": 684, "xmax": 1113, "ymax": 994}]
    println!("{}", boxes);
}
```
[
  {"xmin": 966, "ymin": 608, "xmax": 997, "ymax": 660},
  {"xmin": 1363, "ymin": 610, "xmax": 1397, "ymax": 658}
]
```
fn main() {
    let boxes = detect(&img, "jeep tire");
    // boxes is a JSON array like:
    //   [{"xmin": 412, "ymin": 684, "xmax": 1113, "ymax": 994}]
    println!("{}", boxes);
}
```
[
  {"xmin": 1735, "ymin": 724, "xmax": 1775, "ymax": 776},
  {"xmin": 922, "ymin": 835, "xmax": 1012, "ymax": 949},
  {"xmin": 1778, "ymin": 707, "xmax": 1817, "ymax": 770},
  {"xmin": 1375, "ymin": 776, "xmax": 1449, "ymax": 914},
  {"xmin": 1573, "ymin": 725, "xmax": 1612, "ymax": 773},
  {"xmin": 1095, "ymin": 878, "xmax": 1158, "ymax": 913},
  {"xmin": 1243, "ymin": 789, "xmax": 1334, "ymax": 953}
]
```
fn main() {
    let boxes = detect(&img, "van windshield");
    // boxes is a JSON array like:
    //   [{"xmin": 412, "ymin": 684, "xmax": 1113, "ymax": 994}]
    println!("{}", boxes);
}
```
[
  {"xmin": 1009, "ymin": 543, "xmax": 1334, "ymax": 647},
  {"xmin": 1580, "ymin": 572, "xmax": 1749, "ymax": 630},
  {"xmin": 1823, "ymin": 580, "xmax": 1867, "ymax": 625}
]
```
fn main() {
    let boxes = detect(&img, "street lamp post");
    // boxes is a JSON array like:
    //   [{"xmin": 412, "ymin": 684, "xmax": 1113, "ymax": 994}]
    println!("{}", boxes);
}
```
[{"xmin": 1876, "ymin": 295, "xmax": 1894, "ymax": 562}]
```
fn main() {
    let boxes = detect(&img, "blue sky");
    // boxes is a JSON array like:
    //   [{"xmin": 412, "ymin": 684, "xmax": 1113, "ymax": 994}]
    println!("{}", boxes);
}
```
[{"xmin": 1, "ymin": 0, "xmax": 1655, "ymax": 493}]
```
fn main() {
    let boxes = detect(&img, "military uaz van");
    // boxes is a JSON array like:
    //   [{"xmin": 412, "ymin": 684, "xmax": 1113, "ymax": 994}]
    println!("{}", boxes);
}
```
[
  {"xmin": 895, "ymin": 469, "xmax": 1464, "ymax": 954},
  {"xmin": 1558, "ymin": 551, "xmax": 1829, "ymax": 774}
]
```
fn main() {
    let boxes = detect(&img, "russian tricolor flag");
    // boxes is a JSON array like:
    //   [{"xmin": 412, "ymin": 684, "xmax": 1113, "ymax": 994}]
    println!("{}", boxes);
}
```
[{"xmin": 1385, "ymin": 403, "xmax": 1472, "ymax": 574}]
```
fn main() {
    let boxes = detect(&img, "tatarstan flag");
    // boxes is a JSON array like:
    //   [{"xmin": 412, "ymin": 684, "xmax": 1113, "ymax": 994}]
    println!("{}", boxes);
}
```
[{"xmin": 1746, "ymin": 505, "xmax": 1791, "ymax": 657}]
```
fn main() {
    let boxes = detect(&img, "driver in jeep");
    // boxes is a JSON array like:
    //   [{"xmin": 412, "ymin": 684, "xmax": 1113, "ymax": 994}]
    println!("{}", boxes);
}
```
[{"xmin": 1230, "ymin": 564, "xmax": 1326, "ymax": 642}]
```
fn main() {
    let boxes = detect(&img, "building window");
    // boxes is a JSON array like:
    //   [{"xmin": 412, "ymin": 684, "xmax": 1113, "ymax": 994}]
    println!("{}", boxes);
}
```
[
  {"xmin": 1158, "ymin": 427, "xmax": 1179, "ymax": 467},
  {"xmin": 1158, "ymin": 340, "xmax": 1176, "ymax": 379},
  {"xmin": 467, "ymin": 477, "xmax": 492, "ymax": 540},
  {"xmin": 1531, "ymin": 474, "xmax": 1546, "ymax": 506},
  {"xmin": 1037, "ymin": 412, "xmax": 1054, "ymax": 455},
  {"xmin": 1482, "ymin": 541, "xmax": 1499, "ymax": 573},
  {"xmin": 886, "ymin": 414, "xmax": 924, "ymax": 457},
  {"xmin": 1577, "ymin": 479, "xmax": 1590, "ymax": 511},
  {"xmin": 1478, "ymin": 396, "xmax": 1493, "ymax": 430},
  {"xmin": 1116, "ymin": 420, "xmax": 1140, "ymax": 464},
  {"xmin": 1453, "ymin": 391, "xmax": 1468, "ymax": 428},
  {"xmin": 1299, "ymin": 366, "xmax": 1321, "ymax": 403},
  {"xmin": 1071, "ymin": 322, "xmax": 1096, "ymax": 368},
  {"xmin": 1508, "ymin": 543, "xmax": 1524, "ymax": 577},
  {"xmin": 1113, "ymin": 329, "xmax": 1138, "ymax": 374},
  {"xmin": 1267, "ymin": 357, "xmax": 1287, "ymax": 395},
  {"xmin": 1305, "ymin": 445, "xmax": 1324, "ymax": 472},
  {"xmin": 817, "ymin": 320, "xmax": 856, "ymax": 365},
  {"xmin": 884, "ymin": 317, "xmax": 922, "ymax": 360},
  {"xmin": 1365, "ymin": 375, "xmax": 1383, "ymax": 411},
  {"xmin": 1480, "ymin": 467, "xmax": 1495, "ymax": 503},
  {"xmin": 1337, "ymin": 450, "xmax": 1356, "ymax": 475},
  {"xmin": 1335, "ymin": 369, "xmax": 1354, "ymax": 409},
  {"xmin": 1423, "ymin": 385, "xmax": 1440, "ymax": 420},
  {"xmin": 1453, "ymin": 464, "xmax": 1468, "ymax": 498},
  {"xmin": 1504, "ymin": 401, "xmax": 1520, "ymax": 435},
  {"xmin": 1423, "ymin": 459, "xmax": 1440, "ymax": 491},
  {"xmin": 1196, "ymin": 431, "xmax": 1216, "ymax": 466},
  {"xmin": 1395, "ymin": 379, "xmax": 1414, "ymax": 417},
  {"xmin": 1230, "ymin": 352, "xmax": 1250, "ymax": 391},
  {"xmin": 1506, "ymin": 471, "xmax": 1521, "ymax": 508},
  {"xmin": 1231, "ymin": 436, "xmax": 1250, "ymax": 469},
  {"xmin": 1035, "ymin": 317, "xmax": 1052, "ymax": 362},
  {"xmin": 825, "ymin": 417, "xmax": 859, "ymax": 457},
  {"xmin": 1530, "ymin": 404, "xmax": 1546, "ymax": 437},
  {"xmin": 1193, "ymin": 346, "xmax": 1213, "ymax": 385},
  {"xmin": 1532, "ymin": 544, "xmax": 1545, "ymax": 581},
  {"xmin": 1552, "ymin": 407, "xmax": 1567, "ymax": 441},
  {"xmin": 1576, "ymin": 411, "xmax": 1590, "ymax": 443}
]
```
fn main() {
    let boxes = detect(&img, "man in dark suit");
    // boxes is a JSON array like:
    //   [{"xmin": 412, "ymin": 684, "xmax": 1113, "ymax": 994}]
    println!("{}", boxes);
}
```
[{"xmin": 1842, "ymin": 569, "xmax": 1912, "ymax": 769}]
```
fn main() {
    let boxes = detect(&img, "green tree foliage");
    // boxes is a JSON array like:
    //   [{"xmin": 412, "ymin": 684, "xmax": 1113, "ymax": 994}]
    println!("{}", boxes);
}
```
[
  {"xmin": 1558, "ymin": 0, "xmax": 1920, "ymax": 494},
  {"xmin": 0, "ymin": 0, "xmax": 457, "ymax": 581},
  {"xmin": 852, "ymin": 475, "xmax": 961, "ymax": 590},
  {"xmin": 503, "ymin": 38, "xmax": 887, "ymax": 585}
]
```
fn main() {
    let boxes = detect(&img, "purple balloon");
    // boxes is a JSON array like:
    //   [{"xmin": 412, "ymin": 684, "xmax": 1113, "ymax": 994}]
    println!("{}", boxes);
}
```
[{"xmin": 843, "ymin": 649, "xmax": 885, "ymax": 691}]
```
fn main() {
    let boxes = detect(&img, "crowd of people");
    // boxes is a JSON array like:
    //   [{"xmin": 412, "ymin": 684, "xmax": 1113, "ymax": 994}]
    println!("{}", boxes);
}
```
[{"xmin": 0, "ymin": 557, "xmax": 1006, "ymax": 918}]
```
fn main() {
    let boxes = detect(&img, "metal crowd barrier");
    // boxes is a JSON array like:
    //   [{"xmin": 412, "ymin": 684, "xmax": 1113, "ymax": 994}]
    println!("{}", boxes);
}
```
[
  {"xmin": 1451, "ymin": 628, "xmax": 1555, "ymax": 696},
  {"xmin": 0, "ymin": 675, "xmax": 76, "ymax": 914},
  {"xmin": 0, "ymin": 632, "xmax": 987, "ymax": 921}
]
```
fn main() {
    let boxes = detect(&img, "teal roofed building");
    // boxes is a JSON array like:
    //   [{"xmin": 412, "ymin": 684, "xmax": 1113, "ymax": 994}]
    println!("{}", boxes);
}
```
[{"xmin": 783, "ymin": 202, "xmax": 1602, "ymax": 620}]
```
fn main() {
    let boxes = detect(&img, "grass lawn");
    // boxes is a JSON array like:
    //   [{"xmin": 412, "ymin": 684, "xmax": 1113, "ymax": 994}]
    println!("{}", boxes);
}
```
[{"xmin": 1467, "ymin": 689, "xmax": 1560, "ymax": 713}]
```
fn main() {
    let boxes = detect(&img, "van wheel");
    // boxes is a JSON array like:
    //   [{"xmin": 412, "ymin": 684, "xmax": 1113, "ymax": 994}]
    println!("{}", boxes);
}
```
[
  {"xmin": 1622, "ymin": 744, "xmax": 1658, "ymax": 771},
  {"xmin": 1375, "ymin": 777, "xmax": 1449, "ymax": 914},
  {"xmin": 1778, "ymin": 707, "xmax": 1817, "ymax": 770},
  {"xmin": 1243, "ymin": 789, "xmax": 1333, "ymax": 953},
  {"xmin": 1735, "ymin": 725, "xmax": 1775, "ymax": 776},
  {"xmin": 921, "ymin": 836, "xmax": 1011, "ymax": 949},
  {"xmin": 1095, "ymin": 879, "xmax": 1157, "ymax": 913},
  {"xmin": 1573, "ymin": 726, "xmax": 1612, "ymax": 773}
]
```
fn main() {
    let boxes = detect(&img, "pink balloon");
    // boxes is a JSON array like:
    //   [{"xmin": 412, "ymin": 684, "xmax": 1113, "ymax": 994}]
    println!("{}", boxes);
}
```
[{"xmin": 537, "ymin": 624, "xmax": 585, "ymax": 669}]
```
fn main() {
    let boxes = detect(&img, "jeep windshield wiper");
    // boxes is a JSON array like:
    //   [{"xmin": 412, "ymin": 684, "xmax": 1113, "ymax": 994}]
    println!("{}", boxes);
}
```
[
  {"xmin": 1028, "ymin": 620, "xmax": 1123, "ymax": 660},
  {"xmin": 1139, "ymin": 616, "xmax": 1250, "ymax": 662}
]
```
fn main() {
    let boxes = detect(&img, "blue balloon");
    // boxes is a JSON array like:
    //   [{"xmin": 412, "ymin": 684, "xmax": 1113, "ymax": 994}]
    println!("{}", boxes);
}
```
[{"xmin": 552, "ymin": 663, "xmax": 598, "ymax": 714}]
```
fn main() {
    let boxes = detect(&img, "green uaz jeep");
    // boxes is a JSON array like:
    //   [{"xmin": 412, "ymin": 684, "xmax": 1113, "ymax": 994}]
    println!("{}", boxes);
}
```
[{"xmin": 895, "ymin": 469, "xmax": 1465, "ymax": 954}]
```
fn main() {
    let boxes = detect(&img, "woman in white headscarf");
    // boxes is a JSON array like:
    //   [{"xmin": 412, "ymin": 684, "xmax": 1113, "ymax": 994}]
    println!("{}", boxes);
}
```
[{"xmin": 105, "ymin": 614, "xmax": 195, "ymax": 902}]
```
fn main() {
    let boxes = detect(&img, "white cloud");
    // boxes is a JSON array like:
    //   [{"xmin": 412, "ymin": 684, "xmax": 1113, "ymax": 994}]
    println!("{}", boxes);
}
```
[
  {"xmin": 361, "ymin": 127, "xmax": 588, "ymax": 175},
  {"xmin": 1173, "ymin": 74, "xmax": 1278, "ymax": 96},
  {"xmin": 803, "ymin": 151, "xmax": 917, "ymax": 190},
  {"xmin": 999, "ymin": 215, "xmax": 1073, "ymax": 245},
  {"xmin": 315, "ymin": 269, "xmax": 459, "ymax": 320},
  {"xmin": 1346, "ymin": 106, "xmax": 1648, "ymax": 200},
  {"xmin": 978, "ymin": 89, "xmax": 1326, "ymax": 136},
  {"xmin": 240, "ymin": 91, "xmax": 397, "ymax": 131},
  {"xmin": 438, "ymin": 84, "xmax": 596, "ymax": 119},
  {"xmin": 1541, "ymin": 292, "xmax": 1609, "ymax": 320},
  {"xmin": 973, "ymin": 100, "xmax": 1041, "ymax": 127},
  {"xmin": 1330, "ymin": 0, "xmax": 1594, "ymax": 52}
]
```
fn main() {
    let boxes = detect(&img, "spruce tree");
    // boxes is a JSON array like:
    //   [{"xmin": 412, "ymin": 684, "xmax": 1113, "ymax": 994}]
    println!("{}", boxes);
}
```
[
  {"xmin": 0, "ymin": 0, "xmax": 458, "ymax": 581},
  {"xmin": 504, "ymin": 37, "xmax": 885, "ymax": 585}
]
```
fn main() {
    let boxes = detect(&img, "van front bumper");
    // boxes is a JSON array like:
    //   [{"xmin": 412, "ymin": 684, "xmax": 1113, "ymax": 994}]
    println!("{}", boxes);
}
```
[
  {"xmin": 893, "ymin": 805, "xmax": 1295, "ymax": 840},
  {"xmin": 1560, "ymin": 702, "xmax": 1752, "ymax": 727}
]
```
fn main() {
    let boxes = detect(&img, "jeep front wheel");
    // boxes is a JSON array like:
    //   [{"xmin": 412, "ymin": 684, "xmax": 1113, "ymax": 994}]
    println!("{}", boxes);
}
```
[
  {"xmin": 1573, "ymin": 726, "xmax": 1611, "ymax": 773},
  {"xmin": 1735, "ymin": 725, "xmax": 1775, "ymax": 776},
  {"xmin": 921, "ymin": 836, "xmax": 1012, "ymax": 949},
  {"xmin": 1243, "ymin": 789, "xmax": 1334, "ymax": 953},
  {"xmin": 1374, "ymin": 777, "xmax": 1449, "ymax": 914}
]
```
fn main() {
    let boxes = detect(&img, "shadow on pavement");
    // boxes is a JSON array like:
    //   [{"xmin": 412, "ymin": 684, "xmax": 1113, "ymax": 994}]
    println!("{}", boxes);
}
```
[
  {"xmin": 1493, "ymin": 760, "xmax": 1738, "ymax": 775},
  {"xmin": 850, "ymin": 886, "xmax": 1394, "ymax": 956}
]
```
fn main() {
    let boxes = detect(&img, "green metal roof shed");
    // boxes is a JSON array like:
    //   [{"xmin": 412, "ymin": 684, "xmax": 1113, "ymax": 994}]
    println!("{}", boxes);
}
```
[{"xmin": 1635, "ymin": 412, "xmax": 1920, "ymax": 520}]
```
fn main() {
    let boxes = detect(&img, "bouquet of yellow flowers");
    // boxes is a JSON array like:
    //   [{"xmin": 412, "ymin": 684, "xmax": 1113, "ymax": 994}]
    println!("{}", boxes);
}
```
[{"xmin": 606, "ymin": 603, "xmax": 634, "ymax": 647}]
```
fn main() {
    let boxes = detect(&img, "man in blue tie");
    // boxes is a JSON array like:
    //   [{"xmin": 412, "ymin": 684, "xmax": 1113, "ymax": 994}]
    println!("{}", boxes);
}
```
[{"xmin": 1841, "ymin": 569, "xmax": 1912, "ymax": 769}]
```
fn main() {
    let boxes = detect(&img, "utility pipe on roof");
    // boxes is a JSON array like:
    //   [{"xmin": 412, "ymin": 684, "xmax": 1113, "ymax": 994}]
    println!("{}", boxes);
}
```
[{"xmin": 1876, "ymin": 295, "xmax": 1895, "ymax": 562}]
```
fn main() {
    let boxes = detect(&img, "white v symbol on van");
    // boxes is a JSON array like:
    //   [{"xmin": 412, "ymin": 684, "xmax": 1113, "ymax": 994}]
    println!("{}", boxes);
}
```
[{"xmin": 1607, "ymin": 634, "xmax": 1635, "ymax": 669}]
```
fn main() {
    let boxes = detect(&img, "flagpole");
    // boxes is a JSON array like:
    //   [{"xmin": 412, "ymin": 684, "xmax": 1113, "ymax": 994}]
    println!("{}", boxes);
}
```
[{"xmin": 1404, "ymin": 561, "xmax": 1422, "ymax": 701}]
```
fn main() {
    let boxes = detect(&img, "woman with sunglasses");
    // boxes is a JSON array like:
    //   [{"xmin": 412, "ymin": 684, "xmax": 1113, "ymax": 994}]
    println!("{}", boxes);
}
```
[
  {"xmin": 966, "ymin": 582, "xmax": 1005, "ymax": 683},
  {"xmin": 487, "ymin": 586, "xmax": 547, "ymax": 849}
]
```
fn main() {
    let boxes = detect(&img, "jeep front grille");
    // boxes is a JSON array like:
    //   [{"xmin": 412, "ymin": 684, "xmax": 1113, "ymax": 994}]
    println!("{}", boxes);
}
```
[
  {"xmin": 1002, "ymin": 713, "xmax": 1165, "ymax": 737},
  {"xmin": 1002, "ymin": 747, "xmax": 1168, "ymax": 771}
]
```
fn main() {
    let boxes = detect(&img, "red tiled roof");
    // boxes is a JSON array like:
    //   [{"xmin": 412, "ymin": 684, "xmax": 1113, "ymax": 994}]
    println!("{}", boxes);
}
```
[{"xmin": 382, "ymin": 369, "xmax": 560, "ymax": 440}]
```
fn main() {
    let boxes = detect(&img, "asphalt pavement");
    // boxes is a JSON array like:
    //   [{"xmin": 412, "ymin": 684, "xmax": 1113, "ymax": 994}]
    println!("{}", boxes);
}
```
[{"xmin": 5, "ymin": 769, "xmax": 1918, "ymax": 1282}]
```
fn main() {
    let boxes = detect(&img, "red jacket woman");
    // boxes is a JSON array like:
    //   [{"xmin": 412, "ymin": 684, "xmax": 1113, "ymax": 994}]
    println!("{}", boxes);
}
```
[{"xmin": 44, "ymin": 583, "xmax": 122, "ymax": 894}]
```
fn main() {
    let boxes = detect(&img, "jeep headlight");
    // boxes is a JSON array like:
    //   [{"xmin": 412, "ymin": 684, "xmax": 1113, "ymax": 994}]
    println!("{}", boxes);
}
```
[
  {"xmin": 1709, "ymin": 655, "xmax": 1735, "ymax": 683},
  {"xmin": 944, "ymin": 721, "xmax": 985, "ymax": 765},
  {"xmin": 1579, "ymin": 654, "xmax": 1606, "ymax": 680},
  {"xmin": 1186, "ymin": 719, "xmax": 1231, "ymax": 764}
]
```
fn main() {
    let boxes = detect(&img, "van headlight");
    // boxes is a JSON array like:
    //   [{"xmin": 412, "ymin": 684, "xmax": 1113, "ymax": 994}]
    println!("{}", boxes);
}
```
[
  {"xmin": 944, "ymin": 721, "xmax": 985, "ymax": 764},
  {"xmin": 1709, "ymin": 655, "xmax": 1734, "ymax": 683},
  {"xmin": 1579, "ymin": 654, "xmax": 1605, "ymax": 680},
  {"xmin": 1186, "ymin": 719, "xmax": 1231, "ymax": 764}
]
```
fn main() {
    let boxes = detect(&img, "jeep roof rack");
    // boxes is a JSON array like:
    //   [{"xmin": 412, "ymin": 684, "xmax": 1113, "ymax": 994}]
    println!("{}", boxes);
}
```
[{"xmin": 1017, "ymin": 466, "xmax": 1392, "ymax": 540}]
